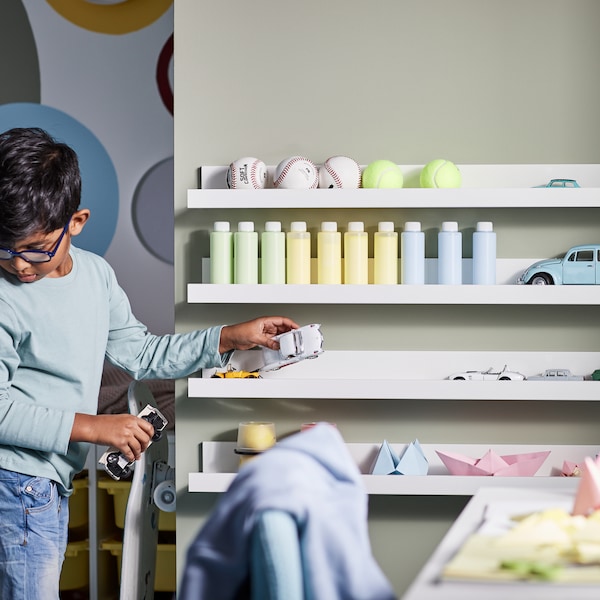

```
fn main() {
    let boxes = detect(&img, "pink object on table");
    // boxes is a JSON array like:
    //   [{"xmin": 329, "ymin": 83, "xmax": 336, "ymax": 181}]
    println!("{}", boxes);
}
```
[
  {"xmin": 436, "ymin": 449, "xmax": 551, "ymax": 476},
  {"xmin": 572, "ymin": 455, "xmax": 600, "ymax": 516}
]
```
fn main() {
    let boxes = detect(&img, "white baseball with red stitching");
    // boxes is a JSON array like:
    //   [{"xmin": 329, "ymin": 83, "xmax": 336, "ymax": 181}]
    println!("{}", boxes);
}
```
[
  {"xmin": 273, "ymin": 156, "xmax": 319, "ymax": 189},
  {"xmin": 318, "ymin": 155, "xmax": 362, "ymax": 189},
  {"xmin": 226, "ymin": 157, "xmax": 267, "ymax": 189}
]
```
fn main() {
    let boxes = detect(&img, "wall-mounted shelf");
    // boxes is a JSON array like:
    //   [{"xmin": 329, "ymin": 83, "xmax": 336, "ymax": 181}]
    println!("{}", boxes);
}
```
[
  {"xmin": 187, "ymin": 282, "xmax": 600, "ymax": 305},
  {"xmin": 188, "ymin": 441, "xmax": 595, "ymax": 496}
]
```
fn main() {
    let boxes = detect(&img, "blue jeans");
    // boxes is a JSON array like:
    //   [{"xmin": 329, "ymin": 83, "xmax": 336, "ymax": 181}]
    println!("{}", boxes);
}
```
[{"xmin": 0, "ymin": 467, "xmax": 69, "ymax": 600}]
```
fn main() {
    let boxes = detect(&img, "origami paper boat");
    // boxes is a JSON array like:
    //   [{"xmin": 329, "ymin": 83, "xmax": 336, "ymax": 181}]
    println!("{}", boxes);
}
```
[
  {"xmin": 562, "ymin": 459, "xmax": 583, "ymax": 477},
  {"xmin": 436, "ymin": 449, "xmax": 550, "ymax": 477},
  {"xmin": 371, "ymin": 439, "xmax": 428, "ymax": 475}
]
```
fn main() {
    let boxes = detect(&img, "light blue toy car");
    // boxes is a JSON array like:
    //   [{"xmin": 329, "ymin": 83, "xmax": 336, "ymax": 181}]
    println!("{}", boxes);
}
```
[
  {"xmin": 534, "ymin": 178, "xmax": 581, "ymax": 188},
  {"xmin": 517, "ymin": 245, "xmax": 600, "ymax": 285}
]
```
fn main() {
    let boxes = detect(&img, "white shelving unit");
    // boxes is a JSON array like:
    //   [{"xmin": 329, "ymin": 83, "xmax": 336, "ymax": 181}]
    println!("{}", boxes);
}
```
[
  {"xmin": 188, "ymin": 441, "xmax": 595, "ymax": 495},
  {"xmin": 186, "ymin": 164, "xmax": 600, "ymax": 497}
]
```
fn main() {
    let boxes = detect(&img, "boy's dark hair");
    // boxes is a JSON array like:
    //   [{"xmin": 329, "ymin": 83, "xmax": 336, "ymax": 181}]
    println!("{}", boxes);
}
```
[{"xmin": 0, "ymin": 127, "xmax": 81, "ymax": 245}]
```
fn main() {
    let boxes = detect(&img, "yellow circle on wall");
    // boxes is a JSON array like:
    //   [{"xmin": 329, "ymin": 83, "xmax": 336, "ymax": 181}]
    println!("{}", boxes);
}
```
[{"xmin": 46, "ymin": 0, "xmax": 172, "ymax": 34}]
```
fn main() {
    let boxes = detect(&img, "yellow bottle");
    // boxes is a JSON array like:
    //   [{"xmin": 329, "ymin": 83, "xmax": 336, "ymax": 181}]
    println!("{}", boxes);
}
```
[
  {"xmin": 286, "ymin": 221, "xmax": 311, "ymax": 284},
  {"xmin": 317, "ymin": 221, "xmax": 341, "ymax": 284},
  {"xmin": 344, "ymin": 221, "xmax": 368, "ymax": 284},
  {"xmin": 374, "ymin": 221, "xmax": 398, "ymax": 284}
]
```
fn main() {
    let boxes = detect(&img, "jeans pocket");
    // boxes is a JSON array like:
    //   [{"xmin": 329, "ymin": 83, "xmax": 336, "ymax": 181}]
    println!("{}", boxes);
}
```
[{"xmin": 21, "ymin": 476, "xmax": 55, "ymax": 515}]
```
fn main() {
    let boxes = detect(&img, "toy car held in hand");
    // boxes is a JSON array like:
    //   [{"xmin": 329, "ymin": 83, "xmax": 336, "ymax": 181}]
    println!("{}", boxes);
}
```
[
  {"xmin": 517, "ymin": 245, "xmax": 600, "ymax": 285},
  {"xmin": 259, "ymin": 323, "xmax": 324, "ymax": 372},
  {"xmin": 98, "ymin": 404, "xmax": 168, "ymax": 480}
]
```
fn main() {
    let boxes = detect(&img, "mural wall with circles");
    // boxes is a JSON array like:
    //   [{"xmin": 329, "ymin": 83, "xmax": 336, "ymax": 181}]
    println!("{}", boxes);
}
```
[{"xmin": 2, "ymin": 1, "xmax": 174, "ymax": 333}]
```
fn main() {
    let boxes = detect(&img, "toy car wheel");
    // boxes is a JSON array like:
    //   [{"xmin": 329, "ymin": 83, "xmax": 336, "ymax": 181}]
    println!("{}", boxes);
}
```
[
  {"xmin": 499, "ymin": 376, "xmax": 511, "ymax": 380},
  {"xmin": 529, "ymin": 273, "xmax": 553, "ymax": 285},
  {"xmin": 106, "ymin": 452, "xmax": 119, "ymax": 465},
  {"xmin": 452, "ymin": 376, "xmax": 465, "ymax": 380}
]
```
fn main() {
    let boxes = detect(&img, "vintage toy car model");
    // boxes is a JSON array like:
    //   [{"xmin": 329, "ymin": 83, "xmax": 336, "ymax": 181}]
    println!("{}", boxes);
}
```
[
  {"xmin": 98, "ymin": 404, "xmax": 168, "ymax": 480},
  {"xmin": 212, "ymin": 369, "xmax": 261, "ymax": 379},
  {"xmin": 527, "ymin": 368, "xmax": 584, "ymax": 381},
  {"xmin": 259, "ymin": 323, "xmax": 324, "ymax": 372},
  {"xmin": 447, "ymin": 365, "xmax": 525, "ymax": 381},
  {"xmin": 517, "ymin": 245, "xmax": 600, "ymax": 285},
  {"xmin": 534, "ymin": 178, "xmax": 580, "ymax": 188}
]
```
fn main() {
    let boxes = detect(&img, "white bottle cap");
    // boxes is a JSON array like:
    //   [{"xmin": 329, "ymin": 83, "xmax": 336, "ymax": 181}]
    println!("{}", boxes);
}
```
[
  {"xmin": 441, "ymin": 221, "xmax": 458, "ymax": 232},
  {"xmin": 213, "ymin": 221, "xmax": 230, "ymax": 232},
  {"xmin": 237, "ymin": 221, "xmax": 255, "ymax": 232},
  {"xmin": 321, "ymin": 221, "xmax": 338, "ymax": 232},
  {"xmin": 265, "ymin": 221, "xmax": 282, "ymax": 232},
  {"xmin": 378, "ymin": 221, "xmax": 395, "ymax": 232},
  {"xmin": 404, "ymin": 221, "xmax": 422, "ymax": 232},
  {"xmin": 347, "ymin": 221, "xmax": 364, "ymax": 232},
  {"xmin": 290, "ymin": 221, "xmax": 307, "ymax": 232},
  {"xmin": 476, "ymin": 221, "xmax": 493, "ymax": 232}
]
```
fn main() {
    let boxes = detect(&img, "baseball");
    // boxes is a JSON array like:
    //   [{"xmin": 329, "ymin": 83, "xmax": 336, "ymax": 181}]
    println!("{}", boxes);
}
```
[
  {"xmin": 226, "ymin": 157, "xmax": 267, "ymax": 189},
  {"xmin": 273, "ymin": 156, "xmax": 319, "ymax": 189},
  {"xmin": 318, "ymin": 155, "xmax": 362, "ymax": 189}
]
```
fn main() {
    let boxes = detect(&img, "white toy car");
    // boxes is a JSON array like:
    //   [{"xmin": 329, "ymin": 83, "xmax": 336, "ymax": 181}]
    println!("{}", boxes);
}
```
[
  {"xmin": 259, "ymin": 323, "xmax": 324, "ymax": 372},
  {"xmin": 448, "ymin": 365, "xmax": 525, "ymax": 381},
  {"xmin": 98, "ymin": 404, "xmax": 168, "ymax": 480}
]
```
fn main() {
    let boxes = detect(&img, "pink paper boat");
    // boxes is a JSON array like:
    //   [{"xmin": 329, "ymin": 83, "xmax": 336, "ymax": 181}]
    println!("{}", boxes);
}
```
[
  {"xmin": 562, "ymin": 460, "xmax": 583, "ymax": 477},
  {"xmin": 436, "ymin": 449, "xmax": 550, "ymax": 476}
]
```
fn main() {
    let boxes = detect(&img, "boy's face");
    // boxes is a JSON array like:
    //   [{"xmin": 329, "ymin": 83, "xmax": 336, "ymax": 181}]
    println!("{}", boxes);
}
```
[{"xmin": 0, "ymin": 209, "xmax": 89, "ymax": 283}]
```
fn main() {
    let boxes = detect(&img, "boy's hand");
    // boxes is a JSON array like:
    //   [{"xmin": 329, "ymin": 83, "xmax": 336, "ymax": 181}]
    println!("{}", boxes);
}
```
[
  {"xmin": 219, "ymin": 316, "xmax": 299, "ymax": 353},
  {"xmin": 71, "ymin": 413, "xmax": 156, "ymax": 462}
]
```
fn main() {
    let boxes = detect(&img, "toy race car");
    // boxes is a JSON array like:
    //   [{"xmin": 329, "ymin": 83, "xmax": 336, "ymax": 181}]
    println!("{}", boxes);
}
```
[
  {"xmin": 259, "ymin": 323, "xmax": 324, "ymax": 372},
  {"xmin": 212, "ymin": 369, "xmax": 261, "ymax": 379},
  {"xmin": 98, "ymin": 404, "xmax": 168, "ymax": 480}
]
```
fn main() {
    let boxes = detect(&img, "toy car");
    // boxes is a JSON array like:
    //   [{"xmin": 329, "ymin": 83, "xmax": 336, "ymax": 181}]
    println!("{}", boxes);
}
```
[
  {"xmin": 534, "ymin": 179, "xmax": 581, "ymax": 188},
  {"xmin": 527, "ymin": 368, "xmax": 584, "ymax": 381},
  {"xmin": 259, "ymin": 323, "xmax": 324, "ymax": 372},
  {"xmin": 212, "ymin": 369, "xmax": 261, "ymax": 379},
  {"xmin": 98, "ymin": 404, "xmax": 168, "ymax": 480},
  {"xmin": 447, "ymin": 365, "xmax": 525, "ymax": 381},
  {"xmin": 517, "ymin": 245, "xmax": 600, "ymax": 285}
]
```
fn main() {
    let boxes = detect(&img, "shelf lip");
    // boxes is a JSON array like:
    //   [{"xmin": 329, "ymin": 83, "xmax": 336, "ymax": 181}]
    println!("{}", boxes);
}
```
[
  {"xmin": 187, "ymin": 472, "xmax": 580, "ymax": 495},
  {"xmin": 187, "ymin": 187, "xmax": 600, "ymax": 209},
  {"xmin": 187, "ymin": 283, "xmax": 600, "ymax": 305},
  {"xmin": 187, "ymin": 378, "xmax": 599, "ymax": 401}
]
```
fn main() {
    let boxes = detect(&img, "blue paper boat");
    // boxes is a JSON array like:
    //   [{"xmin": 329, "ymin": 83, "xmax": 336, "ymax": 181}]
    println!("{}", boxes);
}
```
[{"xmin": 371, "ymin": 439, "xmax": 429, "ymax": 475}]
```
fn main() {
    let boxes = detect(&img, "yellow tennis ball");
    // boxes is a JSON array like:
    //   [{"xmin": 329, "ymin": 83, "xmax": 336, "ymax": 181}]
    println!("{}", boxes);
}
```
[
  {"xmin": 362, "ymin": 160, "xmax": 404, "ymax": 189},
  {"xmin": 420, "ymin": 159, "xmax": 462, "ymax": 188}
]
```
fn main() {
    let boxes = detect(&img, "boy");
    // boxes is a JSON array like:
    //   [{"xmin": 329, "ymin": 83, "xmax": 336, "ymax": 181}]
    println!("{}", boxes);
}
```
[{"xmin": 0, "ymin": 127, "xmax": 298, "ymax": 598}]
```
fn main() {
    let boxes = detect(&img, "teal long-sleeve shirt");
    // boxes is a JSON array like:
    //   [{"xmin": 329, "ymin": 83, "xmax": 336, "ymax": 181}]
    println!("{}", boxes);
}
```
[{"xmin": 0, "ymin": 246, "xmax": 229, "ymax": 495}]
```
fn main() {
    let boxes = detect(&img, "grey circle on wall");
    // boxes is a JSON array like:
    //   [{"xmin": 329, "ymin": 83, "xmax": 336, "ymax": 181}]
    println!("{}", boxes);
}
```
[{"xmin": 132, "ymin": 157, "xmax": 173, "ymax": 264}]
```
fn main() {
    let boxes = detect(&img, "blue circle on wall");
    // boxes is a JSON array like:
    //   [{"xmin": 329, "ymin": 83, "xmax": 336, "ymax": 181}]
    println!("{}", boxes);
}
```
[{"xmin": 0, "ymin": 103, "xmax": 118, "ymax": 256}]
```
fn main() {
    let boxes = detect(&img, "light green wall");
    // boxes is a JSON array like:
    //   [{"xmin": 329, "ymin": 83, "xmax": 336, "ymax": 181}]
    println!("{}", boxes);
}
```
[{"xmin": 174, "ymin": 1, "xmax": 600, "ymax": 596}]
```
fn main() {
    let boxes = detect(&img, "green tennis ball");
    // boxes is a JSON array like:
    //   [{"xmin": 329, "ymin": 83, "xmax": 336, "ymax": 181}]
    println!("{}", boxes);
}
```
[
  {"xmin": 362, "ymin": 160, "xmax": 404, "ymax": 189},
  {"xmin": 420, "ymin": 159, "xmax": 462, "ymax": 188}
]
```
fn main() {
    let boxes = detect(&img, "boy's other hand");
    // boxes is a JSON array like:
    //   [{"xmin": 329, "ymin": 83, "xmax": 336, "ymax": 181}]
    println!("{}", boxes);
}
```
[{"xmin": 219, "ymin": 316, "xmax": 299, "ymax": 353}]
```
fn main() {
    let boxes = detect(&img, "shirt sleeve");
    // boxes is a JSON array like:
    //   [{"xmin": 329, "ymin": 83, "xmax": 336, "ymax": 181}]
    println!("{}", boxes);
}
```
[{"xmin": 103, "ymin": 268, "xmax": 231, "ymax": 379}]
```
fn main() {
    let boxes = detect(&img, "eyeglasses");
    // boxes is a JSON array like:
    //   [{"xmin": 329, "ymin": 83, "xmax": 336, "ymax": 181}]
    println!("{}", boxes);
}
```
[{"xmin": 0, "ymin": 222, "xmax": 70, "ymax": 264}]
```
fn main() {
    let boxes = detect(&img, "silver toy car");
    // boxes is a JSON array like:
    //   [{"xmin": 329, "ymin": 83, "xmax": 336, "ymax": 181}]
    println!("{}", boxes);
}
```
[
  {"xmin": 259, "ymin": 323, "xmax": 324, "ymax": 372},
  {"xmin": 527, "ymin": 368, "xmax": 584, "ymax": 381}
]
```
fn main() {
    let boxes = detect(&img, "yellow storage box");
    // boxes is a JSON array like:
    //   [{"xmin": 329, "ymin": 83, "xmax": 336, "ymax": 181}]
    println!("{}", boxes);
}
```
[
  {"xmin": 97, "ymin": 479, "xmax": 175, "ymax": 531},
  {"xmin": 101, "ymin": 540, "xmax": 176, "ymax": 592},
  {"xmin": 68, "ymin": 476, "xmax": 89, "ymax": 530},
  {"xmin": 59, "ymin": 539, "xmax": 89, "ymax": 591}
]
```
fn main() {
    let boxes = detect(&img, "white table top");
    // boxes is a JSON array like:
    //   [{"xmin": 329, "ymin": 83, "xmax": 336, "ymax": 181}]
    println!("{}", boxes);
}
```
[{"xmin": 402, "ymin": 487, "xmax": 600, "ymax": 600}]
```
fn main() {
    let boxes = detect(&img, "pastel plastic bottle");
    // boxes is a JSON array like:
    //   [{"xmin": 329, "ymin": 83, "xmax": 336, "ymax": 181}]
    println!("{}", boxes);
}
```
[
  {"xmin": 234, "ymin": 221, "xmax": 258, "ymax": 284},
  {"xmin": 344, "ymin": 221, "xmax": 368, "ymax": 284},
  {"xmin": 317, "ymin": 221, "xmax": 342, "ymax": 284},
  {"xmin": 437, "ymin": 221, "xmax": 462, "ymax": 284},
  {"xmin": 209, "ymin": 221, "xmax": 233, "ymax": 284},
  {"xmin": 472, "ymin": 221, "xmax": 497, "ymax": 285},
  {"xmin": 286, "ymin": 221, "xmax": 311, "ymax": 284},
  {"xmin": 374, "ymin": 222, "xmax": 398, "ymax": 284},
  {"xmin": 260, "ymin": 221, "xmax": 285, "ymax": 284},
  {"xmin": 401, "ymin": 221, "xmax": 425, "ymax": 284}
]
